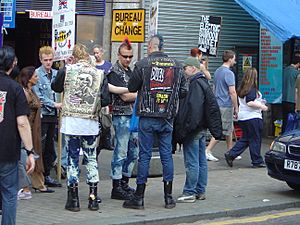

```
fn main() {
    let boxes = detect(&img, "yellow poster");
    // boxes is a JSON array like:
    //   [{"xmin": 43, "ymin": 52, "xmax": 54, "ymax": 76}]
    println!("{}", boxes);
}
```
[{"xmin": 111, "ymin": 9, "xmax": 145, "ymax": 43}]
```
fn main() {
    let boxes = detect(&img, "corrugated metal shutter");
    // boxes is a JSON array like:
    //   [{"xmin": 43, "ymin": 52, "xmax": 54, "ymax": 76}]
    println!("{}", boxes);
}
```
[
  {"xmin": 16, "ymin": 0, "xmax": 106, "ymax": 16},
  {"xmin": 143, "ymin": 0, "xmax": 259, "ymax": 73}
]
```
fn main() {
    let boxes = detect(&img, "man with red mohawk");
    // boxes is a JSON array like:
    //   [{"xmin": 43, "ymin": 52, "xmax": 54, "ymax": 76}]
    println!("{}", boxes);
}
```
[{"xmin": 107, "ymin": 38, "xmax": 138, "ymax": 201}]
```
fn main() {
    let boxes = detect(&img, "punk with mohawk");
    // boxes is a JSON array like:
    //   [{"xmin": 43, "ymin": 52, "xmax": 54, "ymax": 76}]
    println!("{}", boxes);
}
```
[{"xmin": 118, "ymin": 37, "xmax": 132, "ymax": 53}]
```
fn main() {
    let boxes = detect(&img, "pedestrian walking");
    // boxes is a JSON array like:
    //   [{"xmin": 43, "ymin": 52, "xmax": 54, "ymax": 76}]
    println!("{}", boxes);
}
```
[
  {"xmin": 123, "ymin": 35, "xmax": 188, "ymax": 210},
  {"xmin": 205, "ymin": 50, "xmax": 239, "ymax": 162},
  {"xmin": 224, "ymin": 68, "xmax": 268, "ymax": 168},
  {"xmin": 0, "ymin": 46, "xmax": 35, "ymax": 225},
  {"xmin": 174, "ymin": 57, "xmax": 222, "ymax": 203}
]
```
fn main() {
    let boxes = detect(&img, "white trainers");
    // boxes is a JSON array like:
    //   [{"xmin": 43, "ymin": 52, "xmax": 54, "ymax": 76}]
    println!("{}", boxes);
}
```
[
  {"xmin": 206, "ymin": 152, "xmax": 219, "ymax": 162},
  {"xmin": 177, "ymin": 194, "xmax": 196, "ymax": 203},
  {"xmin": 235, "ymin": 155, "xmax": 242, "ymax": 160},
  {"xmin": 17, "ymin": 189, "xmax": 32, "ymax": 200}
]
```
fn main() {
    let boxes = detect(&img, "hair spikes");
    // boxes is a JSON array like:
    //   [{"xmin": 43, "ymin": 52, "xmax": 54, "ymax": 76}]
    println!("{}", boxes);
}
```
[{"xmin": 123, "ymin": 37, "xmax": 132, "ymax": 48}]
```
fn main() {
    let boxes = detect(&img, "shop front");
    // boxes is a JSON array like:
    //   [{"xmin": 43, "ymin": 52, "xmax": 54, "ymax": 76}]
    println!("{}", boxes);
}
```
[
  {"xmin": 3, "ymin": 0, "xmax": 106, "ymax": 68},
  {"xmin": 235, "ymin": 0, "xmax": 300, "ymax": 136}
]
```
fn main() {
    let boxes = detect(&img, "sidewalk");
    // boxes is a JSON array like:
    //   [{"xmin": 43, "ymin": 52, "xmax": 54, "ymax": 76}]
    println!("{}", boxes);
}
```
[{"xmin": 15, "ymin": 138, "xmax": 300, "ymax": 225}]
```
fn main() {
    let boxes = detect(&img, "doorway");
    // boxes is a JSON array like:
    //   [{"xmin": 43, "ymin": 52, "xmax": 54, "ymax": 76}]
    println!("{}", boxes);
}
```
[{"xmin": 4, "ymin": 13, "xmax": 52, "ymax": 69}]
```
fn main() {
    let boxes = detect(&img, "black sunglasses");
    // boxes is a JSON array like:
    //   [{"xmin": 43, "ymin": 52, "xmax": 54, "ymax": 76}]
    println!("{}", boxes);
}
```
[{"xmin": 120, "ymin": 54, "xmax": 133, "ymax": 59}]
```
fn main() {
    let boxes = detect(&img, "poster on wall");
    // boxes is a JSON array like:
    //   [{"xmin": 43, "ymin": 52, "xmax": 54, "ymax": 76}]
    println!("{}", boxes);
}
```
[
  {"xmin": 1, "ymin": 0, "xmax": 16, "ymax": 28},
  {"xmin": 198, "ymin": 15, "xmax": 222, "ymax": 56},
  {"xmin": 259, "ymin": 25, "xmax": 283, "ymax": 104},
  {"xmin": 52, "ymin": 0, "xmax": 76, "ymax": 61},
  {"xmin": 149, "ymin": 0, "xmax": 159, "ymax": 38},
  {"xmin": 111, "ymin": 9, "xmax": 145, "ymax": 43}
]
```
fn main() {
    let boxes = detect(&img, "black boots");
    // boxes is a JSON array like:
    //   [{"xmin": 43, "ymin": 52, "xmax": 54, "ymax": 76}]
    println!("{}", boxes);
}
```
[
  {"xmin": 88, "ymin": 183, "xmax": 99, "ymax": 211},
  {"xmin": 121, "ymin": 176, "xmax": 135, "ymax": 193},
  {"xmin": 123, "ymin": 183, "xmax": 145, "ymax": 209},
  {"xmin": 164, "ymin": 181, "xmax": 176, "ymax": 209},
  {"xmin": 65, "ymin": 183, "xmax": 80, "ymax": 212},
  {"xmin": 111, "ymin": 179, "xmax": 133, "ymax": 200}
]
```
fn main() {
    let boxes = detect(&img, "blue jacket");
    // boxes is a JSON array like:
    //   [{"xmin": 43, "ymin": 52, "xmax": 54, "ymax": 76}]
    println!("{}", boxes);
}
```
[{"xmin": 32, "ymin": 66, "xmax": 58, "ymax": 116}]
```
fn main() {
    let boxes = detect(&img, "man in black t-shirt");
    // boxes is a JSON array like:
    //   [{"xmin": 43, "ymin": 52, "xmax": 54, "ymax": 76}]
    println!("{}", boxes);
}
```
[{"xmin": 0, "ymin": 46, "xmax": 35, "ymax": 225}]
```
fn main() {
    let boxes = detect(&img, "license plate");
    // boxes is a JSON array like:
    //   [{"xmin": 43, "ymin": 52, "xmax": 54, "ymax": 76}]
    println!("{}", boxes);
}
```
[{"xmin": 284, "ymin": 159, "xmax": 300, "ymax": 172}]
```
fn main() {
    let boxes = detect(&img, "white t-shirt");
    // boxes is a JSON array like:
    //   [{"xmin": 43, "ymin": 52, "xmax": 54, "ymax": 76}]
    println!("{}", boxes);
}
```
[
  {"xmin": 238, "ymin": 89, "xmax": 263, "ymax": 121},
  {"xmin": 60, "ymin": 116, "xmax": 99, "ymax": 136}
]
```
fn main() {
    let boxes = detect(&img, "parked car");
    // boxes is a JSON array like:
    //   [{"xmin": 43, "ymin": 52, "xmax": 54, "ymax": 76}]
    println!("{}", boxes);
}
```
[{"xmin": 265, "ymin": 129, "xmax": 300, "ymax": 191}]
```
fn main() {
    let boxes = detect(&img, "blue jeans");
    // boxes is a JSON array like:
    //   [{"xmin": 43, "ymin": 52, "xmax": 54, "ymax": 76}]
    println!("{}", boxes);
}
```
[
  {"xmin": 182, "ymin": 131, "xmax": 207, "ymax": 195},
  {"xmin": 229, "ymin": 118, "xmax": 264, "ymax": 165},
  {"xmin": 0, "ymin": 161, "xmax": 18, "ymax": 225},
  {"xmin": 18, "ymin": 149, "xmax": 31, "ymax": 190},
  {"xmin": 111, "ymin": 115, "xmax": 139, "ymax": 179},
  {"xmin": 65, "ymin": 135, "xmax": 99, "ymax": 186},
  {"xmin": 61, "ymin": 133, "xmax": 68, "ymax": 169},
  {"xmin": 137, "ymin": 117, "xmax": 174, "ymax": 184}
]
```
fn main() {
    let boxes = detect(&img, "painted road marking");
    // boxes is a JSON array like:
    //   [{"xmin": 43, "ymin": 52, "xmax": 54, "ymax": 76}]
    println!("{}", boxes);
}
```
[{"xmin": 202, "ymin": 210, "xmax": 300, "ymax": 225}]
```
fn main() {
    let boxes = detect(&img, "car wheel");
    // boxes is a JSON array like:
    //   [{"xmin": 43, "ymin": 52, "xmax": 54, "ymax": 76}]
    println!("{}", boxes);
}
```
[{"xmin": 286, "ymin": 182, "xmax": 300, "ymax": 191}]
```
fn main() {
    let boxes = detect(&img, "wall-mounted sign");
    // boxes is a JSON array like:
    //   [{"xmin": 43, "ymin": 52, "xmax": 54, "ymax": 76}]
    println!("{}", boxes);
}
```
[
  {"xmin": 111, "ymin": 9, "xmax": 145, "ymax": 43},
  {"xmin": 29, "ymin": 10, "xmax": 52, "ymax": 19},
  {"xmin": 198, "ymin": 15, "xmax": 222, "ymax": 56},
  {"xmin": 52, "ymin": 0, "xmax": 76, "ymax": 61},
  {"xmin": 259, "ymin": 25, "xmax": 283, "ymax": 104},
  {"xmin": 1, "ymin": 0, "xmax": 16, "ymax": 28},
  {"xmin": 149, "ymin": 0, "xmax": 159, "ymax": 38},
  {"xmin": 242, "ymin": 55, "xmax": 252, "ymax": 72}
]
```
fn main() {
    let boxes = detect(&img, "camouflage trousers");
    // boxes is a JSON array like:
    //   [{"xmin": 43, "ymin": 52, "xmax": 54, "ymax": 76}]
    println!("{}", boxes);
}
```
[{"xmin": 65, "ymin": 135, "xmax": 99, "ymax": 186}]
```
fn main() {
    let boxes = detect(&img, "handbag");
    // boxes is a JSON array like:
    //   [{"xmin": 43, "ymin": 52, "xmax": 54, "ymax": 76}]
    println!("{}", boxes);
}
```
[{"xmin": 129, "ymin": 99, "xmax": 139, "ymax": 132}]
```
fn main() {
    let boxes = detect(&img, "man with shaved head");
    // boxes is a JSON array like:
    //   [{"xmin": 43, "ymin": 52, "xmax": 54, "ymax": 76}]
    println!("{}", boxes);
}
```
[{"xmin": 123, "ymin": 35, "xmax": 188, "ymax": 210}]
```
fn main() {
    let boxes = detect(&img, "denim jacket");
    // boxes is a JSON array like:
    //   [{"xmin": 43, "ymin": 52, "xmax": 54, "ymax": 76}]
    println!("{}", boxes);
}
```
[{"xmin": 32, "ymin": 66, "xmax": 58, "ymax": 116}]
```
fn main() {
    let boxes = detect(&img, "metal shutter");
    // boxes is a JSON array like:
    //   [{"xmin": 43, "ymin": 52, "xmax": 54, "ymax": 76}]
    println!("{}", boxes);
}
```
[{"xmin": 143, "ymin": 0, "xmax": 259, "ymax": 73}]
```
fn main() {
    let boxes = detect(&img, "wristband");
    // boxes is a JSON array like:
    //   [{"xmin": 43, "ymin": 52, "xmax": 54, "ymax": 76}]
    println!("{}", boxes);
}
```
[{"xmin": 24, "ymin": 148, "xmax": 34, "ymax": 156}]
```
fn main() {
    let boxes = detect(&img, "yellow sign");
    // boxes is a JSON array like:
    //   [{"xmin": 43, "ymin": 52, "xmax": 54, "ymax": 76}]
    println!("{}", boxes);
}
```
[{"xmin": 111, "ymin": 9, "xmax": 145, "ymax": 43}]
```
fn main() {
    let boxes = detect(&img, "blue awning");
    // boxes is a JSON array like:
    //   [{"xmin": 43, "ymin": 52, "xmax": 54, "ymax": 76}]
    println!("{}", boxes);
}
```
[{"xmin": 235, "ymin": 0, "xmax": 300, "ymax": 42}]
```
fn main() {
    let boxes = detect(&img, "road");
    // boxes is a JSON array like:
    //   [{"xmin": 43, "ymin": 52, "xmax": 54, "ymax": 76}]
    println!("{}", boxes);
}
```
[{"xmin": 177, "ymin": 208, "xmax": 300, "ymax": 225}]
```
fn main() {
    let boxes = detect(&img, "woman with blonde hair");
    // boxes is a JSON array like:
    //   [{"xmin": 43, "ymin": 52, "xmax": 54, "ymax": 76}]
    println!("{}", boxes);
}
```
[
  {"xmin": 52, "ymin": 43, "xmax": 129, "ymax": 212},
  {"xmin": 224, "ymin": 68, "xmax": 268, "ymax": 168}
]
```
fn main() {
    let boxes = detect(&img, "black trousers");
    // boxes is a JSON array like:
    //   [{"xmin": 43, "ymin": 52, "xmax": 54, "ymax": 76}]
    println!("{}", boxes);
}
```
[
  {"xmin": 282, "ymin": 101, "xmax": 295, "ymax": 133},
  {"xmin": 41, "ymin": 121, "xmax": 57, "ymax": 177}
]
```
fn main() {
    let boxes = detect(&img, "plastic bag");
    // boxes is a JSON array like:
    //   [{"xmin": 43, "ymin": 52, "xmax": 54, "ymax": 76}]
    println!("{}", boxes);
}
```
[
  {"xmin": 284, "ymin": 112, "xmax": 300, "ymax": 133},
  {"xmin": 129, "ymin": 100, "xmax": 139, "ymax": 132}
]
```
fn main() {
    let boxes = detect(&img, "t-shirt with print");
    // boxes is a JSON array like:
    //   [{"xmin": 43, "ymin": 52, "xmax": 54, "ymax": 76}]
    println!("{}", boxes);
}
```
[
  {"xmin": 214, "ymin": 66, "xmax": 235, "ymax": 107},
  {"xmin": 0, "ymin": 73, "xmax": 29, "ymax": 162}
]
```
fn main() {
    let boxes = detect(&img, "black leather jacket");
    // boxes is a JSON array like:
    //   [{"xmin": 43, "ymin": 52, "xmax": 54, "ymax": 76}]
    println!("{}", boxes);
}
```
[
  {"xmin": 174, "ymin": 73, "xmax": 222, "ymax": 143},
  {"xmin": 128, "ymin": 51, "xmax": 187, "ymax": 119}
]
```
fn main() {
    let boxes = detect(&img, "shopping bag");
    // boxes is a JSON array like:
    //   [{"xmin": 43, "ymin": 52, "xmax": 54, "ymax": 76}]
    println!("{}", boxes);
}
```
[
  {"xmin": 129, "ymin": 100, "xmax": 139, "ymax": 132},
  {"xmin": 284, "ymin": 112, "xmax": 299, "ymax": 133}
]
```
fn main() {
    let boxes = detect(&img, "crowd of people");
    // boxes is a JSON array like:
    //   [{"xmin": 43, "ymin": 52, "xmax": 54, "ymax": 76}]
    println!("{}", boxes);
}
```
[{"xmin": 0, "ymin": 34, "xmax": 272, "ymax": 224}]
